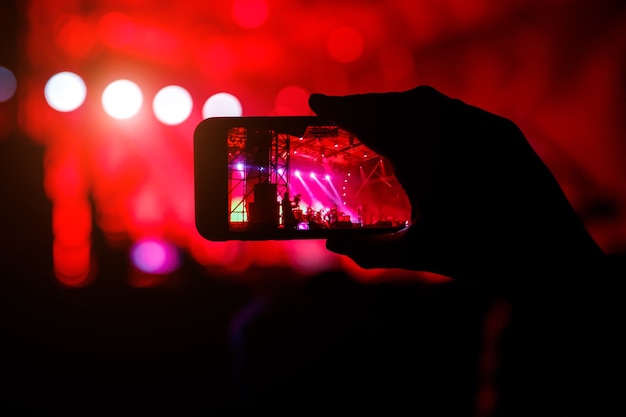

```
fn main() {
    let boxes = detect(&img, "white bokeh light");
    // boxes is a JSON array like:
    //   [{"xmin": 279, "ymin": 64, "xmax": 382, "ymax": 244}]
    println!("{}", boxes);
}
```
[
  {"xmin": 44, "ymin": 71, "xmax": 87, "ymax": 112},
  {"xmin": 101, "ymin": 79, "xmax": 143, "ymax": 120},
  {"xmin": 202, "ymin": 92, "xmax": 242, "ymax": 118},
  {"xmin": 152, "ymin": 85, "xmax": 193, "ymax": 125}
]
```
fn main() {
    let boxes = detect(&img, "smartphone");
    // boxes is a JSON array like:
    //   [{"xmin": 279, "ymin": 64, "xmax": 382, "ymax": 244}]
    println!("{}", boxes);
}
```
[{"xmin": 194, "ymin": 116, "xmax": 410, "ymax": 241}]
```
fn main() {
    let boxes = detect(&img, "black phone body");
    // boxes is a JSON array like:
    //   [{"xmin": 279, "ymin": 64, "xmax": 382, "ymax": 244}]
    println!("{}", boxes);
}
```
[{"xmin": 194, "ymin": 116, "xmax": 410, "ymax": 241}]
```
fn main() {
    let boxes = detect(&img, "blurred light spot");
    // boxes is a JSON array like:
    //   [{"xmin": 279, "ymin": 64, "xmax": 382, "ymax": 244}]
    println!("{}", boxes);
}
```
[
  {"xmin": 53, "ymin": 241, "xmax": 92, "ymax": 287},
  {"xmin": 56, "ymin": 15, "xmax": 96, "ymax": 58},
  {"xmin": 52, "ymin": 198, "xmax": 93, "ymax": 287},
  {"xmin": 98, "ymin": 12, "xmax": 134, "ymax": 48},
  {"xmin": 378, "ymin": 43, "xmax": 414, "ymax": 82},
  {"xmin": 52, "ymin": 202, "xmax": 92, "ymax": 247},
  {"xmin": 44, "ymin": 72, "xmax": 87, "ymax": 112},
  {"xmin": 131, "ymin": 239, "xmax": 181, "ymax": 274},
  {"xmin": 232, "ymin": 0, "xmax": 269, "ymax": 29},
  {"xmin": 153, "ymin": 85, "xmax": 193, "ymax": 125},
  {"xmin": 327, "ymin": 27, "xmax": 364, "ymax": 63},
  {"xmin": 288, "ymin": 240, "xmax": 339, "ymax": 275},
  {"xmin": 0, "ymin": 66, "xmax": 17, "ymax": 102},
  {"xmin": 102, "ymin": 79, "xmax": 142, "ymax": 120},
  {"xmin": 274, "ymin": 85, "xmax": 310, "ymax": 115},
  {"xmin": 203, "ymin": 92, "xmax": 242, "ymax": 118}
]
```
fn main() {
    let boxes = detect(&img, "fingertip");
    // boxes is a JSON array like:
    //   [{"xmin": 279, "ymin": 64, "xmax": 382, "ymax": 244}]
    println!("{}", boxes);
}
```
[{"xmin": 308, "ymin": 93, "xmax": 328, "ymax": 114}]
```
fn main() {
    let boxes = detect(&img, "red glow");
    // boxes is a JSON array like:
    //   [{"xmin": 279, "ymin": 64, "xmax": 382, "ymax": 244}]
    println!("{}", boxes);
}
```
[
  {"xmin": 16, "ymin": 0, "xmax": 626, "ymax": 287},
  {"xmin": 56, "ymin": 15, "xmax": 97, "ymax": 58},
  {"xmin": 274, "ymin": 85, "xmax": 311, "ymax": 115},
  {"xmin": 98, "ymin": 12, "xmax": 134, "ymax": 48},
  {"xmin": 327, "ymin": 27, "xmax": 364, "ymax": 63},
  {"xmin": 232, "ymin": 0, "xmax": 269, "ymax": 29},
  {"xmin": 53, "ymin": 240, "xmax": 92, "ymax": 287},
  {"xmin": 378, "ymin": 44, "xmax": 415, "ymax": 83}
]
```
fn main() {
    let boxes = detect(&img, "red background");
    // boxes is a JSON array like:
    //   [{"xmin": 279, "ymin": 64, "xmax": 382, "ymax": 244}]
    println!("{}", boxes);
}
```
[{"xmin": 3, "ymin": 0, "xmax": 624, "ymax": 287}]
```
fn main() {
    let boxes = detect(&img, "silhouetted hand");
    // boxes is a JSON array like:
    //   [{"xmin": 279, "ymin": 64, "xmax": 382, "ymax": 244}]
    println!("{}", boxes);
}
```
[{"xmin": 309, "ymin": 86, "xmax": 604, "ymax": 291}]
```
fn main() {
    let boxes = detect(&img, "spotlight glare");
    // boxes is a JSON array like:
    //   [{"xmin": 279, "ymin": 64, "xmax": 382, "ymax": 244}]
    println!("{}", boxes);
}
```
[
  {"xmin": 325, "ymin": 174, "xmax": 330, "ymax": 181},
  {"xmin": 153, "ymin": 85, "xmax": 193, "ymax": 125},
  {"xmin": 295, "ymin": 170, "xmax": 301, "ymax": 177},
  {"xmin": 102, "ymin": 79, "xmax": 143, "ymax": 119},
  {"xmin": 44, "ymin": 71, "xmax": 87, "ymax": 112},
  {"xmin": 202, "ymin": 92, "xmax": 242, "ymax": 118},
  {"xmin": 310, "ymin": 172, "xmax": 315, "ymax": 178}
]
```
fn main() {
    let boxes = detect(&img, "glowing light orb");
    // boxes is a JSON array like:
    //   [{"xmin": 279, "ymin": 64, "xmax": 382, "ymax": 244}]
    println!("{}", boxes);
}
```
[
  {"xmin": 275, "ymin": 85, "xmax": 310, "ymax": 115},
  {"xmin": 44, "ymin": 71, "xmax": 87, "ymax": 112},
  {"xmin": 0, "ymin": 66, "xmax": 17, "ymax": 102},
  {"xmin": 202, "ymin": 92, "xmax": 242, "ymax": 118},
  {"xmin": 327, "ymin": 26, "xmax": 364, "ymax": 63},
  {"xmin": 232, "ymin": 0, "xmax": 269, "ymax": 29},
  {"xmin": 131, "ymin": 239, "xmax": 181, "ymax": 274},
  {"xmin": 152, "ymin": 85, "xmax": 193, "ymax": 125},
  {"xmin": 102, "ymin": 79, "xmax": 143, "ymax": 119}
]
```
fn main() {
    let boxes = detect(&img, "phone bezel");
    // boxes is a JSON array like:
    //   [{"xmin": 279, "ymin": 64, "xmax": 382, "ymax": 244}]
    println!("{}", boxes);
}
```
[{"xmin": 194, "ymin": 116, "xmax": 406, "ymax": 241}]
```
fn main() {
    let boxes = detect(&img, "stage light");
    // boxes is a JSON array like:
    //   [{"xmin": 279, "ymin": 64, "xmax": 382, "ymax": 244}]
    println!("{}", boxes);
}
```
[
  {"xmin": 236, "ymin": 162, "xmax": 244, "ymax": 170},
  {"xmin": 202, "ymin": 92, "xmax": 242, "ymax": 118},
  {"xmin": 295, "ymin": 170, "xmax": 301, "ymax": 177},
  {"xmin": 310, "ymin": 172, "xmax": 315, "ymax": 178},
  {"xmin": 325, "ymin": 174, "xmax": 331, "ymax": 181},
  {"xmin": 0, "ymin": 66, "xmax": 17, "ymax": 102},
  {"xmin": 278, "ymin": 168, "xmax": 284, "ymax": 175},
  {"xmin": 102, "ymin": 79, "xmax": 142, "ymax": 120},
  {"xmin": 131, "ymin": 238, "xmax": 180, "ymax": 274},
  {"xmin": 44, "ymin": 71, "xmax": 86, "ymax": 112},
  {"xmin": 152, "ymin": 85, "xmax": 193, "ymax": 125}
]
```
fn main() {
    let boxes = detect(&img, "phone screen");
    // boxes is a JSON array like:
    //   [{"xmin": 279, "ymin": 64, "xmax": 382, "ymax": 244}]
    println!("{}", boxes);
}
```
[{"xmin": 224, "ymin": 121, "xmax": 410, "ymax": 237}]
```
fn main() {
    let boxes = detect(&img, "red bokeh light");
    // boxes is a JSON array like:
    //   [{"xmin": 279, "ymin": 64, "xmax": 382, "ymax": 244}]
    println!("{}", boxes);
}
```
[{"xmin": 327, "ymin": 26, "xmax": 365, "ymax": 63}]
